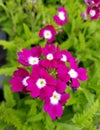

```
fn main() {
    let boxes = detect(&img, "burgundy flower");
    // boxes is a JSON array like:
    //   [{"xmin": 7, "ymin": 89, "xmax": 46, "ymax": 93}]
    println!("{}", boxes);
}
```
[
  {"xmin": 39, "ymin": 25, "xmax": 56, "ymax": 43},
  {"xmin": 10, "ymin": 68, "xmax": 30, "ymax": 92},
  {"xmin": 53, "ymin": 7, "xmax": 68, "ymax": 26}
]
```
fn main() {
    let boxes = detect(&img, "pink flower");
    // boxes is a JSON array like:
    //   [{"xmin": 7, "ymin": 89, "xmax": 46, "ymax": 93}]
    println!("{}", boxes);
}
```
[
  {"xmin": 53, "ymin": 7, "xmax": 68, "ymax": 26},
  {"xmin": 39, "ymin": 25, "xmax": 56, "ymax": 43},
  {"xmin": 58, "ymin": 50, "xmax": 76, "ymax": 66},
  {"xmin": 9, "ymin": 68, "xmax": 30, "ymax": 92},
  {"xmin": 68, "ymin": 62, "xmax": 88, "ymax": 88},
  {"xmin": 18, "ymin": 46, "xmax": 41, "ymax": 66},
  {"xmin": 26, "ymin": 65, "xmax": 56, "ymax": 99},
  {"xmin": 86, "ymin": 6, "xmax": 100, "ymax": 20},
  {"xmin": 44, "ymin": 80, "xmax": 70, "ymax": 120},
  {"xmin": 40, "ymin": 44, "xmax": 61, "ymax": 68}
]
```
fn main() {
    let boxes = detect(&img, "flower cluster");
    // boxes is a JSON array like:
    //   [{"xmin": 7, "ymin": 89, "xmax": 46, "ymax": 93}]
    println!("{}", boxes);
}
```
[
  {"xmin": 10, "ymin": 7, "xmax": 88, "ymax": 120},
  {"xmin": 83, "ymin": 0, "xmax": 100, "ymax": 20}
]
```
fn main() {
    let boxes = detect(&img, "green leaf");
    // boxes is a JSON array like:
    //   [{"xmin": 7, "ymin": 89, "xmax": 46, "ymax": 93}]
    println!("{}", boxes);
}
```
[{"xmin": 3, "ymin": 82, "xmax": 16, "ymax": 107}]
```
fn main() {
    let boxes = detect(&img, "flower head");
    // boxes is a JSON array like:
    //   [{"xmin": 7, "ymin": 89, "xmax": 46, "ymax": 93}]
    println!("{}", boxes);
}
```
[
  {"xmin": 39, "ymin": 25, "xmax": 56, "ymax": 43},
  {"xmin": 86, "ymin": 6, "xmax": 100, "ymax": 20},
  {"xmin": 68, "ymin": 62, "xmax": 88, "ymax": 88},
  {"xmin": 53, "ymin": 7, "xmax": 68, "ymax": 26},
  {"xmin": 26, "ymin": 65, "xmax": 55, "ymax": 99},
  {"xmin": 18, "ymin": 46, "xmax": 41, "ymax": 66},
  {"xmin": 44, "ymin": 80, "xmax": 70, "ymax": 120},
  {"xmin": 10, "ymin": 68, "xmax": 30, "ymax": 92}
]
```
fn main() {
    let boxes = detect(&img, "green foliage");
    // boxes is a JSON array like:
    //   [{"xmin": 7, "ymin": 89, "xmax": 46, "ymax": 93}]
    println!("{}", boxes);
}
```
[{"xmin": 0, "ymin": 0, "xmax": 100, "ymax": 130}]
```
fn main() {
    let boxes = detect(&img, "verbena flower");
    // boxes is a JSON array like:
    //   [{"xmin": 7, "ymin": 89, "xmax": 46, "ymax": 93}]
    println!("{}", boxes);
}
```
[
  {"xmin": 39, "ymin": 25, "xmax": 56, "ymax": 43},
  {"xmin": 44, "ymin": 80, "xmax": 70, "ymax": 120},
  {"xmin": 84, "ymin": 0, "xmax": 100, "ymax": 20},
  {"xmin": 26, "ymin": 65, "xmax": 55, "ymax": 99},
  {"xmin": 40, "ymin": 44, "xmax": 61, "ymax": 68},
  {"xmin": 10, "ymin": 68, "xmax": 30, "ymax": 92},
  {"xmin": 86, "ymin": 6, "xmax": 100, "ymax": 20},
  {"xmin": 53, "ymin": 7, "xmax": 68, "ymax": 26},
  {"xmin": 68, "ymin": 62, "xmax": 88, "ymax": 88},
  {"xmin": 18, "ymin": 46, "xmax": 41, "ymax": 66}
]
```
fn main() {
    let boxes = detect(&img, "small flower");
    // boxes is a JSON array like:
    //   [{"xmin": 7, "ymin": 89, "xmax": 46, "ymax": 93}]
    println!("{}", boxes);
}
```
[
  {"xmin": 59, "ymin": 50, "xmax": 76, "ymax": 64},
  {"xmin": 44, "ymin": 80, "xmax": 70, "ymax": 120},
  {"xmin": 18, "ymin": 46, "xmax": 41, "ymax": 66},
  {"xmin": 26, "ymin": 65, "xmax": 55, "ymax": 99},
  {"xmin": 86, "ymin": 6, "xmax": 100, "ymax": 20},
  {"xmin": 10, "ymin": 68, "xmax": 30, "ymax": 92},
  {"xmin": 39, "ymin": 25, "xmax": 56, "ymax": 43},
  {"xmin": 40, "ymin": 44, "xmax": 61, "ymax": 68},
  {"xmin": 53, "ymin": 7, "xmax": 68, "ymax": 26},
  {"xmin": 68, "ymin": 62, "xmax": 88, "ymax": 88}
]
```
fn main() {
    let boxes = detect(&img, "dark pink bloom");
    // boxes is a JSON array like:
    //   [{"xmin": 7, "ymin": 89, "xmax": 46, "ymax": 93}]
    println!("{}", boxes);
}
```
[
  {"xmin": 26, "ymin": 65, "xmax": 55, "ymax": 99},
  {"xmin": 18, "ymin": 46, "xmax": 41, "ymax": 66},
  {"xmin": 86, "ymin": 6, "xmax": 100, "ymax": 20},
  {"xmin": 39, "ymin": 25, "xmax": 56, "ymax": 43},
  {"xmin": 40, "ymin": 44, "xmax": 61, "ymax": 68},
  {"xmin": 68, "ymin": 62, "xmax": 88, "ymax": 88},
  {"xmin": 44, "ymin": 80, "xmax": 70, "ymax": 120},
  {"xmin": 53, "ymin": 7, "xmax": 68, "ymax": 26},
  {"xmin": 58, "ymin": 50, "xmax": 76, "ymax": 65},
  {"xmin": 10, "ymin": 68, "xmax": 30, "ymax": 92}
]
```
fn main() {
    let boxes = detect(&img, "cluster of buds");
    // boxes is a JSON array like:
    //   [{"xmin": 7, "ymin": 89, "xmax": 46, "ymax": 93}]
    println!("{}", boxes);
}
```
[
  {"xmin": 82, "ymin": 0, "xmax": 100, "ymax": 21},
  {"xmin": 10, "ymin": 7, "xmax": 88, "ymax": 120}
]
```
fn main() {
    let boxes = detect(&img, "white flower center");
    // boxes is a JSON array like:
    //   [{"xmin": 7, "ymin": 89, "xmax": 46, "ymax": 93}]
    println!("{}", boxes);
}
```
[
  {"xmin": 61, "ymin": 54, "xmax": 67, "ymax": 62},
  {"xmin": 22, "ymin": 76, "xmax": 29, "ymax": 87},
  {"xmin": 36, "ymin": 78, "xmax": 46, "ymax": 89},
  {"xmin": 28, "ymin": 56, "xmax": 39, "ymax": 65},
  {"xmin": 58, "ymin": 11, "xmax": 65, "ymax": 21},
  {"xmin": 68, "ymin": 69, "xmax": 78, "ymax": 78},
  {"xmin": 44, "ymin": 30, "xmax": 52, "ymax": 39},
  {"xmin": 90, "ymin": 9, "xmax": 96, "ymax": 17},
  {"xmin": 46, "ymin": 53, "xmax": 54, "ymax": 60},
  {"xmin": 50, "ymin": 91, "xmax": 61, "ymax": 105}
]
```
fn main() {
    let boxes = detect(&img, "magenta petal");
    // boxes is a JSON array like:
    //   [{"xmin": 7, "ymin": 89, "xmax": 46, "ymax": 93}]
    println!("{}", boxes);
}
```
[
  {"xmin": 11, "ymin": 85, "xmax": 23, "ymax": 92},
  {"xmin": 39, "ymin": 28, "xmax": 44, "ymax": 38},
  {"xmin": 58, "ymin": 7, "xmax": 67, "ymax": 14},
  {"xmin": 13, "ymin": 68, "xmax": 29, "ymax": 77},
  {"xmin": 30, "ymin": 87, "xmax": 40, "ymax": 98},
  {"xmin": 49, "ymin": 105, "xmax": 56, "ymax": 120},
  {"xmin": 55, "ymin": 103, "xmax": 63, "ymax": 119},
  {"xmin": 72, "ymin": 78, "xmax": 80, "ymax": 88},
  {"xmin": 55, "ymin": 80, "xmax": 66, "ymax": 93},
  {"xmin": 60, "ymin": 94, "xmax": 70, "ymax": 105},
  {"xmin": 40, "ymin": 86, "xmax": 54, "ymax": 100},
  {"xmin": 77, "ymin": 68, "xmax": 88, "ymax": 81},
  {"xmin": 44, "ymin": 100, "xmax": 50, "ymax": 112}
]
